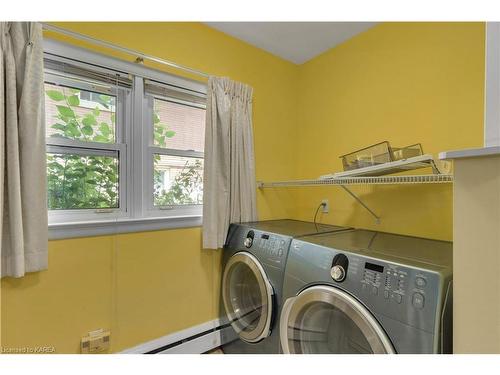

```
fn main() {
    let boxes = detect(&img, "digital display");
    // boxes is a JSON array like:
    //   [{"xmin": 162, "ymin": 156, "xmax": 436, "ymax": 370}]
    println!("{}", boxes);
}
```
[
  {"xmin": 365, "ymin": 262, "xmax": 384, "ymax": 273},
  {"xmin": 261, "ymin": 234, "xmax": 269, "ymax": 240}
]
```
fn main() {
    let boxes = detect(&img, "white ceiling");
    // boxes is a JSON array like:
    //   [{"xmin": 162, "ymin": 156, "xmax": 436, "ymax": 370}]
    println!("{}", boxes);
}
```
[{"xmin": 205, "ymin": 22, "xmax": 377, "ymax": 64}]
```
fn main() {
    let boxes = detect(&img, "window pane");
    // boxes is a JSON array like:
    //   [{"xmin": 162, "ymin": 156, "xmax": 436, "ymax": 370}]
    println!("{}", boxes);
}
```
[
  {"xmin": 153, "ymin": 98, "xmax": 205, "ymax": 152},
  {"xmin": 47, "ymin": 153, "xmax": 119, "ymax": 210},
  {"xmin": 153, "ymin": 155, "xmax": 203, "ymax": 206},
  {"xmin": 45, "ymin": 82, "xmax": 116, "ymax": 143}
]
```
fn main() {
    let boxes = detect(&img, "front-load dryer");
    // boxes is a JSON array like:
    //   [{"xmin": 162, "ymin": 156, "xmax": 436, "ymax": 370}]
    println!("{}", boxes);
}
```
[
  {"xmin": 280, "ymin": 229, "xmax": 452, "ymax": 354},
  {"xmin": 220, "ymin": 219, "xmax": 351, "ymax": 354}
]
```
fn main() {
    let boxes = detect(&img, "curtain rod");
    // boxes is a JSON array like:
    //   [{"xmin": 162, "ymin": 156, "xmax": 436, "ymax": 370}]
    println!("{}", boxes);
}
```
[{"xmin": 40, "ymin": 23, "xmax": 210, "ymax": 79}]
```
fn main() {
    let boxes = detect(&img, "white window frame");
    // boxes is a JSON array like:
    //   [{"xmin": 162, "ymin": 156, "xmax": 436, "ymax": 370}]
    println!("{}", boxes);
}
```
[
  {"xmin": 142, "ymin": 93, "xmax": 205, "ymax": 219},
  {"xmin": 45, "ymin": 73, "xmax": 131, "ymax": 224},
  {"xmin": 44, "ymin": 39, "xmax": 207, "ymax": 239}
]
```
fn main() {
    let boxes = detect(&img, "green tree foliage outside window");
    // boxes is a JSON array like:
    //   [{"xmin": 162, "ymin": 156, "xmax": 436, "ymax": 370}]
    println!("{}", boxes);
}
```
[
  {"xmin": 153, "ymin": 158, "xmax": 203, "ymax": 206},
  {"xmin": 152, "ymin": 105, "xmax": 204, "ymax": 206},
  {"xmin": 45, "ymin": 85, "xmax": 204, "ymax": 210},
  {"xmin": 46, "ymin": 86, "xmax": 118, "ymax": 210},
  {"xmin": 47, "ymin": 153, "xmax": 118, "ymax": 209}
]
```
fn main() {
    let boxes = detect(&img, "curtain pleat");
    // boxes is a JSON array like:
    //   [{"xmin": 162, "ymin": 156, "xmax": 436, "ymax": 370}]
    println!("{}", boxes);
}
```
[
  {"xmin": 1, "ymin": 22, "xmax": 48, "ymax": 278},
  {"xmin": 202, "ymin": 77, "xmax": 257, "ymax": 249}
]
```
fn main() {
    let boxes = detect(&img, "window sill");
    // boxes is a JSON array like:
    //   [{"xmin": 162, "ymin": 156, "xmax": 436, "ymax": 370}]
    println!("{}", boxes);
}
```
[{"xmin": 48, "ymin": 215, "xmax": 202, "ymax": 240}]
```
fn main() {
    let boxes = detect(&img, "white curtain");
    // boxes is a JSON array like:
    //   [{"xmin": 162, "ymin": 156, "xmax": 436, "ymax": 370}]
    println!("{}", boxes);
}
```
[
  {"xmin": 0, "ymin": 22, "xmax": 48, "ymax": 278},
  {"xmin": 202, "ymin": 77, "xmax": 257, "ymax": 249}
]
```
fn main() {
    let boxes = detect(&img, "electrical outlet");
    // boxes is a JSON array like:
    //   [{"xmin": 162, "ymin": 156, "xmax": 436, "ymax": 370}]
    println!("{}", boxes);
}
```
[
  {"xmin": 81, "ymin": 329, "xmax": 110, "ymax": 354},
  {"xmin": 321, "ymin": 199, "xmax": 329, "ymax": 213}
]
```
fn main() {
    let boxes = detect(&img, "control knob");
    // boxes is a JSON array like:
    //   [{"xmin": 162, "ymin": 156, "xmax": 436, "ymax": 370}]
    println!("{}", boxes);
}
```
[
  {"xmin": 330, "ymin": 253, "xmax": 349, "ymax": 282},
  {"xmin": 244, "ymin": 230, "xmax": 255, "ymax": 248},
  {"xmin": 331, "ymin": 265, "xmax": 346, "ymax": 282}
]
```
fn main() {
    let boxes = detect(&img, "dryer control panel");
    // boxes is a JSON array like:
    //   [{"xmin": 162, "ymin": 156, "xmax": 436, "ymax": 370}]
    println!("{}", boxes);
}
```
[
  {"xmin": 353, "ymin": 256, "xmax": 441, "ymax": 333},
  {"xmin": 360, "ymin": 261, "xmax": 429, "ymax": 309},
  {"xmin": 287, "ymin": 239, "xmax": 448, "ymax": 334}
]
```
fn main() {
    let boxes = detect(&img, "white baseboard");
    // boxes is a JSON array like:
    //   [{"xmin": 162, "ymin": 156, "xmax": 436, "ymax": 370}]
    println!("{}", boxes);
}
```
[
  {"xmin": 157, "ymin": 330, "xmax": 222, "ymax": 354},
  {"xmin": 120, "ymin": 319, "xmax": 222, "ymax": 354}
]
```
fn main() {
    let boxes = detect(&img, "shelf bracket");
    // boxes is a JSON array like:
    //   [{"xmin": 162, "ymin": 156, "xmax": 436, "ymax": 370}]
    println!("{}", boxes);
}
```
[
  {"xmin": 429, "ymin": 159, "xmax": 441, "ymax": 174},
  {"xmin": 340, "ymin": 185, "xmax": 381, "ymax": 224}
]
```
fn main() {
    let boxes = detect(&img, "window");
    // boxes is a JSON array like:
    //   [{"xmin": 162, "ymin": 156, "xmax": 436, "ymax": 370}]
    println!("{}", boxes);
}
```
[
  {"xmin": 44, "ymin": 67, "xmax": 130, "ymax": 223},
  {"xmin": 143, "ymin": 80, "xmax": 206, "ymax": 217},
  {"xmin": 44, "ymin": 41, "xmax": 206, "ymax": 234}
]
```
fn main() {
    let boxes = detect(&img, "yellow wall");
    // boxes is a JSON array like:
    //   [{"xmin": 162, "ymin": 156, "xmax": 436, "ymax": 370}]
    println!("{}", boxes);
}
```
[
  {"xmin": 0, "ymin": 22, "xmax": 299, "ymax": 353},
  {"xmin": 294, "ymin": 22, "xmax": 485, "ymax": 241},
  {"xmin": 0, "ymin": 22, "xmax": 486, "ymax": 353},
  {"xmin": 1, "ymin": 229, "xmax": 219, "ymax": 353}
]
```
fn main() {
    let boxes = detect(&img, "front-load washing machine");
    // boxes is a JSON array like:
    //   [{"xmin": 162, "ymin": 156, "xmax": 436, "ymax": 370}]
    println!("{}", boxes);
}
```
[
  {"xmin": 220, "ymin": 219, "xmax": 351, "ymax": 354},
  {"xmin": 280, "ymin": 229, "xmax": 453, "ymax": 354}
]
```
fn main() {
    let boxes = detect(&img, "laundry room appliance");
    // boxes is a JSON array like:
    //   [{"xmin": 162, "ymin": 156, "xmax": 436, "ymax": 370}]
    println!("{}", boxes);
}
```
[
  {"xmin": 280, "ymin": 229, "xmax": 453, "ymax": 354},
  {"xmin": 220, "ymin": 219, "xmax": 351, "ymax": 354}
]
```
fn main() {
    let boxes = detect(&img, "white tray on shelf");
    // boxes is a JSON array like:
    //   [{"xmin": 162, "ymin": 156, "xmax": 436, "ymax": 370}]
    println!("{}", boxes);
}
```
[{"xmin": 333, "ymin": 154, "xmax": 436, "ymax": 178}]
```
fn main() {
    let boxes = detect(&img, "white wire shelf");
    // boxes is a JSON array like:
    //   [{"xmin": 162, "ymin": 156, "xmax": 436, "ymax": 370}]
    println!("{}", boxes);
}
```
[
  {"xmin": 257, "ymin": 174, "xmax": 453, "ymax": 188},
  {"xmin": 257, "ymin": 154, "xmax": 452, "ymax": 224}
]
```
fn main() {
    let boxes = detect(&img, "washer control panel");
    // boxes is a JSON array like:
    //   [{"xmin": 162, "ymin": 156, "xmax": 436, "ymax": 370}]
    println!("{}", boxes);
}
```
[
  {"xmin": 242, "ymin": 230, "xmax": 289, "ymax": 265},
  {"xmin": 256, "ymin": 233, "xmax": 286, "ymax": 257},
  {"xmin": 225, "ymin": 225, "xmax": 291, "ymax": 269}
]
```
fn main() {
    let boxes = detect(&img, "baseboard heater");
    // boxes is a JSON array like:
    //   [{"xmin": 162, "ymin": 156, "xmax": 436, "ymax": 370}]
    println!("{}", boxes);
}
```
[
  {"xmin": 120, "ymin": 319, "xmax": 225, "ymax": 354},
  {"xmin": 146, "ymin": 326, "xmax": 220, "ymax": 354}
]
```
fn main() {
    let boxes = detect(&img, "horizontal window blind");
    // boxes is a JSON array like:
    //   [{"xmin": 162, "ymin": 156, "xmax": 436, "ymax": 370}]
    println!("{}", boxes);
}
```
[
  {"xmin": 145, "ymin": 79, "xmax": 206, "ymax": 107},
  {"xmin": 44, "ymin": 53, "xmax": 133, "ymax": 89}
]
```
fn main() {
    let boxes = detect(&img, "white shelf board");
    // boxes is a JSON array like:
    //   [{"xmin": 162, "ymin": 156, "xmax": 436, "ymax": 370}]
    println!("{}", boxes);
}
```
[
  {"xmin": 439, "ymin": 146, "xmax": 500, "ymax": 160},
  {"xmin": 334, "ymin": 154, "xmax": 436, "ymax": 177}
]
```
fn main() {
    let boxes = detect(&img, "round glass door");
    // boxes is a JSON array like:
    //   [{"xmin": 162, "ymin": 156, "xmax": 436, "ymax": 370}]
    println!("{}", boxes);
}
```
[
  {"xmin": 222, "ymin": 252, "xmax": 274, "ymax": 343},
  {"xmin": 280, "ymin": 285, "xmax": 394, "ymax": 354}
]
